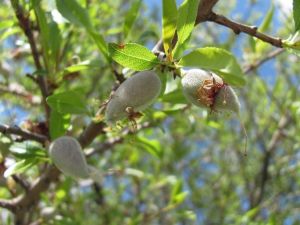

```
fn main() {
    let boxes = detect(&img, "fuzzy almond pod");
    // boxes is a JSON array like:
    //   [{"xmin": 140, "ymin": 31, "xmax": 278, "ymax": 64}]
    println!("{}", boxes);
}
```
[
  {"xmin": 49, "ymin": 136, "xmax": 90, "ymax": 179},
  {"xmin": 213, "ymin": 86, "xmax": 240, "ymax": 114},
  {"xmin": 181, "ymin": 69, "xmax": 240, "ymax": 113},
  {"xmin": 105, "ymin": 70, "xmax": 161, "ymax": 123}
]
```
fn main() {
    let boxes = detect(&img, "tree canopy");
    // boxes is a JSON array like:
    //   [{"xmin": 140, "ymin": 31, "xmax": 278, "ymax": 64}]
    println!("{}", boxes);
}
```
[{"xmin": 0, "ymin": 0, "xmax": 300, "ymax": 224}]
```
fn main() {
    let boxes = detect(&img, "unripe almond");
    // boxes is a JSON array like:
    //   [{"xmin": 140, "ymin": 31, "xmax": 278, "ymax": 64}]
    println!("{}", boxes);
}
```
[
  {"xmin": 181, "ymin": 69, "xmax": 240, "ymax": 113},
  {"xmin": 213, "ymin": 86, "xmax": 240, "ymax": 113},
  {"xmin": 49, "ymin": 136, "xmax": 89, "ymax": 179},
  {"xmin": 105, "ymin": 70, "xmax": 161, "ymax": 122}
]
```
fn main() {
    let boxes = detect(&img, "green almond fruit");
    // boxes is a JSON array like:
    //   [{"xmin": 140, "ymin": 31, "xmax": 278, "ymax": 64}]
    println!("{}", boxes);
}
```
[{"xmin": 105, "ymin": 70, "xmax": 162, "ymax": 123}]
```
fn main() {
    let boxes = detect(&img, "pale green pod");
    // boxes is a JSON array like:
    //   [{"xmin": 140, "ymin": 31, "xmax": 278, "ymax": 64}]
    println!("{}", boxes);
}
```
[
  {"xmin": 181, "ymin": 69, "xmax": 223, "ymax": 107},
  {"xmin": 181, "ymin": 69, "xmax": 240, "ymax": 113},
  {"xmin": 105, "ymin": 70, "xmax": 162, "ymax": 123},
  {"xmin": 213, "ymin": 86, "xmax": 240, "ymax": 114},
  {"xmin": 49, "ymin": 136, "xmax": 89, "ymax": 179}
]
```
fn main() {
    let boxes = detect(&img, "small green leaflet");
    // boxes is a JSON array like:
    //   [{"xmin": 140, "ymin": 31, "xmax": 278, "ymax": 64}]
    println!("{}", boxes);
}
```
[
  {"xmin": 174, "ymin": 0, "xmax": 199, "ymax": 55},
  {"xmin": 10, "ymin": 142, "xmax": 47, "ymax": 160},
  {"xmin": 4, "ymin": 159, "xmax": 39, "ymax": 178},
  {"xmin": 49, "ymin": 110, "xmax": 71, "ymax": 140},
  {"xmin": 46, "ymin": 90, "xmax": 89, "ymax": 114},
  {"xmin": 63, "ymin": 60, "xmax": 99, "ymax": 74},
  {"xmin": 170, "ymin": 180, "xmax": 189, "ymax": 205},
  {"xmin": 0, "ymin": 27, "xmax": 20, "ymax": 42},
  {"xmin": 0, "ymin": 20, "xmax": 14, "ymax": 30},
  {"xmin": 258, "ymin": 4, "xmax": 274, "ymax": 33},
  {"xmin": 88, "ymin": 31, "xmax": 110, "ymax": 60},
  {"xmin": 161, "ymin": 88, "xmax": 186, "ymax": 104},
  {"xmin": 178, "ymin": 47, "xmax": 246, "ymax": 86},
  {"xmin": 254, "ymin": 5, "xmax": 274, "ymax": 54},
  {"xmin": 123, "ymin": 0, "xmax": 142, "ymax": 39},
  {"xmin": 34, "ymin": 4, "xmax": 61, "ymax": 73},
  {"xmin": 162, "ymin": 0, "xmax": 177, "ymax": 54},
  {"xmin": 56, "ymin": 0, "xmax": 109, "ymax": 60},
  {"xmin": 108, "ymin": 43, "xmax": 160, "ymax": 71},
  {"xmin": 55, "ymin": 0, "xmax": 92, "ymax": 29},
  {"xmin": 135, "ymin": 136, "xmax": 162, "ymax": 158},
  {"xmin": 283, "ymin": 31, "xmax": 300, "ymax": 56},
  {"xmin": 294, "ymin": 0, "xmax": 300, "ymax": 32}
]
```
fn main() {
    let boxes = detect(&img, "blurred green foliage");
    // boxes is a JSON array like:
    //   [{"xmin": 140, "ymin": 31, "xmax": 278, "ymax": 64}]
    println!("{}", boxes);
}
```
[{"xmin": 0, "ymin": 0, "xmax": 299, "ymax": 224}]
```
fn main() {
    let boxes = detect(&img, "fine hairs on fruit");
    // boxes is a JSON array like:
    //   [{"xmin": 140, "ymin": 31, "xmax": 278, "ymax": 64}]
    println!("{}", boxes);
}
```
[
  {"xmin": 105, "ymin": 70, "xmax": 162, "ymax": 123},
  {"xmin": 49, "ymin": 136, "xmax": 102, "ymax": 181},
  {"xmin": 181, "ymin": 69, "xmax": 247, "ymax": 156},
  {"xmin": 181, "ymin": 69, "xmax": 240, "ymax": 113}
]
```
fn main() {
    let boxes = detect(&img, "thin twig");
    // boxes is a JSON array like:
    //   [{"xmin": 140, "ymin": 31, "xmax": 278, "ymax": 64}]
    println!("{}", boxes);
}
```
[
  {"xmin": 0, "ymin": 199, "xmax": 15, "ymax": 211},
  {"xmin": 252, "ymin": 114, "xmax": 291, "ymax": 207},
  {"xmin": 243, "ymin": 48, "xmax": 285, "ymax": 74},
  {"xmin": 0, "ymin": 84, "xmax": 41, "ymax": 105},
  {"xmin": 0, "ymin": 124, "xmax": 47, "ymax": 144},
  {"xmin": 208, "ymin": 12, "xmax": 283, "ymax": 48},
  {"xmin": 12, "ymin": 175, "xmax": 30, "ymax": 192},
  {"xmin": 112, "ymin": 67, "xmax": 126, "ymax": 83},
  {"xmin": 10, "ymin": 0, "xmax": 50, "ymax": 123}
]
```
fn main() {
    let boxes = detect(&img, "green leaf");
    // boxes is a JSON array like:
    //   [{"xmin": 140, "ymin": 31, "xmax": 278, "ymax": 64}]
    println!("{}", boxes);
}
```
[
  {"xmin": 29, "ymin": 0, "xmax": 42, "ymax": 9},
  {"xmin": 155, "ymin": 70, "xmax": 169, "ymax": 97},
  {"xmin": 4, "ymin": 159, "xmax": 38, "ymax": 178},
  {"xmin": 9, "ymin": 142, "xmax": 48, "ymax": 160},
  {"xmin": 56, "ymin": 0, "xmax": 109, "ymax": 60},
  {"xmin": 63, "ymin": 60, "xmax": 99, "ymax": 74},
  {"xmin": 88, "ymin": 31, "xmax": 109, "ymax": 60},
  {"xmin": 55, "ymin": 0, "xmax": 92, "ymax": 30},
  {"xmin": 48, "ymin": 21, "xmax": 62, "ymax": 69},
  {"xmin": 0, "ymin": 20, "xmax": 14, "ymax": 30},
  {"xmin": 0, "ymin": 27, "xmax": 20, "ymax": 41},
  {"xmin": 178, "ymin": 47, "xmax": 246, "ymax": 86},
  {"xmin": 162, "ymin": 104, "xmax": 187, "ymax": 114},
  {"xmin": 135, "ymin": 136, "xmax": 162, "ymax": 158},
  {"xmin": 248, "ymin": 37, "xmax": 256, "ymax": 52},
  {"xmin": 240, "ymin": 207, "xmax": 259, "ymax": 223},
  {"xmin": 173, "ymin": 0, "xmax": 199, "ymax": 55},
  {"xmin": 170, "ymin": 180, "xmax": 188, "ymax": 205},
  {"xmin": 123, "ymin": 0, "xmax": 142, "ymax": 39},
  {"xmin": 283, "ymin": 31, "xmax": 300, "ymax": 56},
  {"xmin": 34, "ymin": 4, "xmax": 61, "ymax": 73},
  {"xmin": 49, "ymin": 110, "xmax": 71, "ymax": 140},
  {"xmin": 108, "ymin": 43, "xmax": 160, "ymax": 71},
  {"xmin": 161, "ymin": 89, "xmax": 186, "ymax": 104},
  {"xmin": 294, "ymin": 0, "xmax": 300, "ymax": 32},
  {"xmin": 258, "ymin": 4, "xmax": 274, "ymax": 33},
  {"xmin": 162, "ymin": 0, "xmax": 177, "ymax": 54},
  {"xmin": 254, "ymin": 5, "xmax": 274, "ymax": 53},
  {"xmin": 46, "ymin": 90, "xmax": 89, "ymax": 114}
]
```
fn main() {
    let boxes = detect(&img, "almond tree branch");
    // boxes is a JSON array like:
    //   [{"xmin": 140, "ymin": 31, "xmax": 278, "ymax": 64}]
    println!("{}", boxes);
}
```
[
  {"xmin": 10, "ymin": 0, "xmax": 50, "ymax": 123},
  {"xmin": 208, "ymin": 12, "xmax": 283, "ymax": 48},
  {"xmin": 0, "ymin": 199, "xmax": 15, "ymax": 211},
  {"xmin": 0, "ymin": 124, "xmax": 48, "ymax": 144},
  {"xmin": 86, "ymin": 122, "xmax": 152, "ymax": 157},
  {"xmin": 243, "ymin": 49, "xmax": 285, "ymax": 74},
  {"xmin": 9, "ymin": 120, "xmax": 107, "ymax": 224},
  {"xmin": 3, "ymin": 0, "xmax": 288, "ymax": 223},
  {"xmin": 251, "ymin": 114, "xmax": 291, "ymax": 207},
  {"xmin": 0, "ymin": 84, "xmax": 41, "ymax": 105},
  {"xmin": 78, "ymin": 122, "xmax": 106, "ymax": 148},
  {"xmin": 195, "ymin": 0, "xmax": 219, "ymax": 24},
  {"xmin": 12, "ymin": 175, "xmax": 30, "ymax": 192},
  {"xmin": 12, "ymin": 166, "xmax": 60, "ymax": 223}
]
